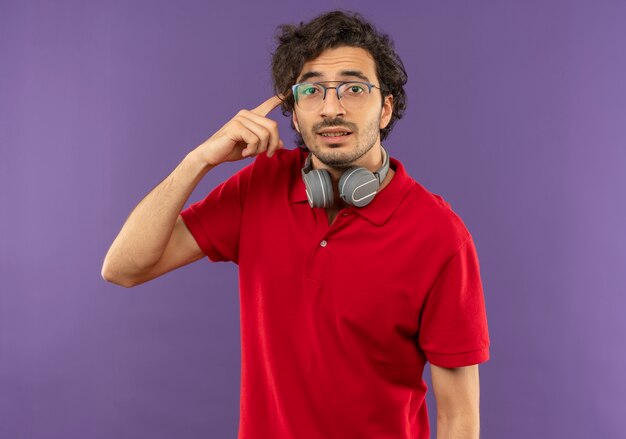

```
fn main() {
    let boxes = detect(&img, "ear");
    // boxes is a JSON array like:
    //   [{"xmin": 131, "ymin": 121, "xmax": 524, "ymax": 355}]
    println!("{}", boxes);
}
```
[
  {"xmin": 380, "ymin": 94, "xmax": 394, "ymax": 130},
  {"xmin": 292, "ymin": 111, "xmax": 300, "ymax": 133}
]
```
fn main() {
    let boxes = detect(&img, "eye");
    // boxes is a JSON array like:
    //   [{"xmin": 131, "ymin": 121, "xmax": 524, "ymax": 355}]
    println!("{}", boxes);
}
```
[
  {"xmin": 300, "ymin": 85, "xmax": 320, "ymax": 97},
  {"xmin": 344, "ymin": 83, "xmax": 366, "ymax": 95}
]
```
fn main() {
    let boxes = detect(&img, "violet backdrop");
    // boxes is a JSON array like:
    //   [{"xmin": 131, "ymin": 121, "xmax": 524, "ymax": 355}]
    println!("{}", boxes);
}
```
[{"xmin": 1, "ymin": 0, "xmax": 625, "ymax": 438}]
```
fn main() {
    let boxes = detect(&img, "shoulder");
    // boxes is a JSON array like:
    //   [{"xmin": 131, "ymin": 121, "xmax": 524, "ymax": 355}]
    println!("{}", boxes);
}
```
[
  {"xmin": 396, "ymin": 165, "xmax": 472, "ymax": 256},
  {"xmin": 249, "ymin": 147, "xmax": 305, "ymax": 178},
  {"xmin": 242, "ymin": 147, "xmax": 307, "ymax": 202},
  {"xmin": 252, "ymin": 147, "xmax": 305, "ymax": 168}
]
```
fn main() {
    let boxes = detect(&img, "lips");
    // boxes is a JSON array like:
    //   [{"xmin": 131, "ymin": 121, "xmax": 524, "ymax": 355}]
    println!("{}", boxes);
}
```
[
  {"xmin": 317, "ymin": 127, "xmax": 353, "ymax": 138},
  {"xmin": 319, "ymin": 132, "xmax": 350, "ymax": 137}
]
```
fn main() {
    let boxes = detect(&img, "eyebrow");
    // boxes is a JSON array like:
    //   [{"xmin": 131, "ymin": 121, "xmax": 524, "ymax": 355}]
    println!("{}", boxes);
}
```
[{"xmin": 297, "ymin": 70, "xmax": 371, "ymax": 83}]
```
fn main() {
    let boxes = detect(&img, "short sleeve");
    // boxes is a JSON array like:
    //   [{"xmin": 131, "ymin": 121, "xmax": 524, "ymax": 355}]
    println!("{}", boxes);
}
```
[
  {"xmin": 180, "ymin": 163, "xmax": 254, "ymax": 263},
  {"xmin": 418, "ymin": 234, "xmax": 490, "ymax": 368}
]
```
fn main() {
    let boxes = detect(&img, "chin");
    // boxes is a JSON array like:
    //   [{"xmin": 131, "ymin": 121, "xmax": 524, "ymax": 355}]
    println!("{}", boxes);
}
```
[{"xmin": 316, "ymin": 151, "xmax": 363, "ymax": 169}]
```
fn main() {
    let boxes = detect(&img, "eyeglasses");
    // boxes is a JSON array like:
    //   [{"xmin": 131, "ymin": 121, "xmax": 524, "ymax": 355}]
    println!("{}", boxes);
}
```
[{"xmin": 291, "ymin": 81, "xmax": 381, "ymax": 111}]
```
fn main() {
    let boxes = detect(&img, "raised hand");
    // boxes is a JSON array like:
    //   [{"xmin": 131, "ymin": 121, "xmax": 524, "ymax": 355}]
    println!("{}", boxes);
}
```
[{"xmin": 193, "ymin": 95, "xmax": 285, "ymax": 167}]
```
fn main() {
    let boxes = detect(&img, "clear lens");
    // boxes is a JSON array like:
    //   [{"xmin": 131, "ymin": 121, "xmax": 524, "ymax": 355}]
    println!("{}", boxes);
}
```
[
  {"xmin": 294, "ymin": 82, "xmax": 373, "ymax": 110},
  {"xmin": 295, "ymin": 83, "xmax": 324, "ymax": 110}
]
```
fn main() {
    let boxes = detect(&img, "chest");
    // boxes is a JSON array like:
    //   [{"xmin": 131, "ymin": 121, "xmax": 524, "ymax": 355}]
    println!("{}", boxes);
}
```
[{"xmin": 239, "ymin": 201, "xmax": 441, "ymax": 345}]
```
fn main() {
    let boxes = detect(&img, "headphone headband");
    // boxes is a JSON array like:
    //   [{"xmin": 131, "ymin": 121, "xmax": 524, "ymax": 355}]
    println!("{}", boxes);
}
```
[{"xmin": 302, "ymin": 146, "xmax": 389, "ymax": 183}]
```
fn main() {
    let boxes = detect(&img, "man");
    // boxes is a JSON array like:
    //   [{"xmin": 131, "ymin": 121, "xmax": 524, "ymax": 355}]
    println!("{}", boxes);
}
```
[{"xmin": 102, "ymin": 10, "xmax": 489, "ymax": 439}]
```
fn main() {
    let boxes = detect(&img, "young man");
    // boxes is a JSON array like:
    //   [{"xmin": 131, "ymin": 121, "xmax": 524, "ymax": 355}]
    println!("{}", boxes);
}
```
[{"xmin": 102, "ymin": 11, "xmax": 490, "ymax": 439}]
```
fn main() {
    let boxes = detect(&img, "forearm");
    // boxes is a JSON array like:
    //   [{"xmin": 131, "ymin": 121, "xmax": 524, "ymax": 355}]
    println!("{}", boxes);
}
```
[
  {"xmin": 436, "ymin": 414, "xmax": 480, "ymax": 439},
  {"xmin": 102, "ymin": 151, "xmax": 213, "ymax": 282},
  {"xmin": 431, "ymin": 364, "xmax": 481, "ymax": 439}
]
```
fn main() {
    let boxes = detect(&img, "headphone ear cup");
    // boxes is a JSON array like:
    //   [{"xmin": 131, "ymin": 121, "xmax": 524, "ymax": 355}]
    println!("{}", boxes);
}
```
[
  {"xmin": 303, "ymin": 169, "xmax": 334, "ymax": 208},
  {"xmin": 339, "ymin": 167, "xmax": 380, "ymax": 207}
]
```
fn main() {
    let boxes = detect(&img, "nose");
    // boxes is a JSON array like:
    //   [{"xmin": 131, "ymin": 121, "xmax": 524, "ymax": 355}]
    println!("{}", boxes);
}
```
[{"xmin": 320, "ymin": 87, "xmax": 346, "ymax": 118}]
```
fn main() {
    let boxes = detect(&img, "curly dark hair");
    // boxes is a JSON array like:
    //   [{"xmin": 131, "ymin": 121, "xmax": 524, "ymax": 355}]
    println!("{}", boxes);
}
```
[{"xmin": 271, "ymin": 10, "xmax": 408, "ymax": 149}]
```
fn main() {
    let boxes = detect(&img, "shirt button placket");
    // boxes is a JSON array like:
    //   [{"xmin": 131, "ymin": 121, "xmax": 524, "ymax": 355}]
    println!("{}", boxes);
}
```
[{"xmin": 307, "ymin": 238, "xmax": 329, "ymax": 283}]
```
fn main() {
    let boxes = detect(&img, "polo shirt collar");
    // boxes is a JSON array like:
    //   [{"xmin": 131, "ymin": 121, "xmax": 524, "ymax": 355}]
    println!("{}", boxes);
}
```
[{"xmin": 289, "ymin": 149, "xmax": 414, "ymax": 226}]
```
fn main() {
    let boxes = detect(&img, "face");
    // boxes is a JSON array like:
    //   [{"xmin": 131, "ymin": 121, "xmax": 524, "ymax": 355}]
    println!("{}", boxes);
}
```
[{"xmin": 292, "ymin": 46, "xmax": 393, "ymax": 170}]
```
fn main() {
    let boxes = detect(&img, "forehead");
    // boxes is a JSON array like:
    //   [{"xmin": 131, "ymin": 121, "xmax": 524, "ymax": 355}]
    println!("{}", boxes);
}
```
[{"xmin": 298, "ymin": 46, "xmax": 377, "ymax": 81}]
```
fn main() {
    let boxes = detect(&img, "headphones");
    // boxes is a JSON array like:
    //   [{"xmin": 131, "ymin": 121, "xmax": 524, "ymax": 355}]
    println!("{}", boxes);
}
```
[{"xmin": 301, "ymin": 146, "xmax": 390, "ymax": 208}]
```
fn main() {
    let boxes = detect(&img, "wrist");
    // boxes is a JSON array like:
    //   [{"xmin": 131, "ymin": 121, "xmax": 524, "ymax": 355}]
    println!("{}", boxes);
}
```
[{"xmin": 185, "ymin": 150, "xmax": 216, "ymax": 173}]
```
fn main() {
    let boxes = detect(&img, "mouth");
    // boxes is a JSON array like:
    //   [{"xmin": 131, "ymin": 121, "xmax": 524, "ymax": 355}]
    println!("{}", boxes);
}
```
[{"xmin": 317, "ymin": 128, "xmax": 353, "ymax": 142}]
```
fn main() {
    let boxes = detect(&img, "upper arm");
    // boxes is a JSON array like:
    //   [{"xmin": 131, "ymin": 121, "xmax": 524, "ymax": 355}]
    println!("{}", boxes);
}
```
[
  {"xmin": 129, "ymin": 214, "xmax": 205, "ymax": 286},
  {"xmin": 430, "ymin": 364, "xmax": 480, "ymax": 419}
]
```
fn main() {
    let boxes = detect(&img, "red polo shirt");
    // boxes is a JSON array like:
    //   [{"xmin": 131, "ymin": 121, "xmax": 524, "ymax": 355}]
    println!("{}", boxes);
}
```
[{"xmin": 180, "ymin": 147, "xmax": 490, "ymax": 439}]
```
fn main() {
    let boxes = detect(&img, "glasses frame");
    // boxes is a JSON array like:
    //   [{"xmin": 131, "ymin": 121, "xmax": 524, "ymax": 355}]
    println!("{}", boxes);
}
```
[{"xmin": 291, "ymin": 80, "xmax": 382, "ymax": 110}]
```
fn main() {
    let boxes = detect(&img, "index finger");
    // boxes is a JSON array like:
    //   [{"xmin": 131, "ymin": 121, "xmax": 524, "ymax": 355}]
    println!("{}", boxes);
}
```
[{"xmin": 251, "ymin": 95, "xmax": 284, "ymax": 117}]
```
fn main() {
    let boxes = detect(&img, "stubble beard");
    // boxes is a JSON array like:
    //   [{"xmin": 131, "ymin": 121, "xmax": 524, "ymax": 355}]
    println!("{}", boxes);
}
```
[{"xmin": 303, "ymin": 116, "xmax": 382, "ymax": 170}]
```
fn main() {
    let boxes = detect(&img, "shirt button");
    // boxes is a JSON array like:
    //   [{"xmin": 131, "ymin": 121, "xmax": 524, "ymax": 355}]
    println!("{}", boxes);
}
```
[{"xmin": 320, "ymin": 240, "xmax": 327, "ymax": 247}]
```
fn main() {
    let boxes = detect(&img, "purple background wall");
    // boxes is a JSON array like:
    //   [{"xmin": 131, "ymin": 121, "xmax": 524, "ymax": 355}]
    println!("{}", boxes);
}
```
[{"xmin": 2, "ymin": 0, "xmax": 625, "ymax": 438}]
